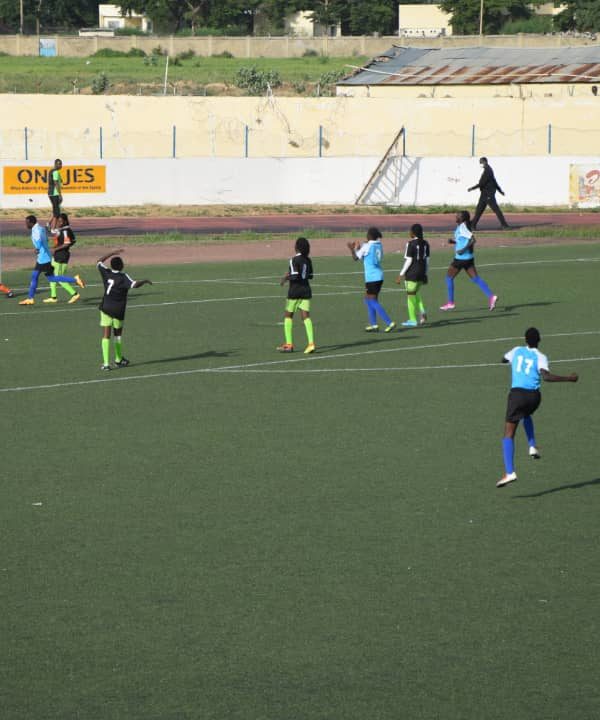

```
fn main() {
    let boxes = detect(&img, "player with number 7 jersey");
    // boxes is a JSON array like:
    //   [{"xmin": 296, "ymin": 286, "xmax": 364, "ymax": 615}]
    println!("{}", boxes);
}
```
[{"xmin": 97, "ymin": 250, "xmax": 152, "ymax": 371}]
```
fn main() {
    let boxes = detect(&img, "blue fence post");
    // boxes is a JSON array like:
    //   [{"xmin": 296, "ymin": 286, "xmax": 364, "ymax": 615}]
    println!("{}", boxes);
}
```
[
  {"xmin": 99, "ymin": 126, "xmax": 103, "ymax": 159},
  {"xmin": 244, "ymin": 125, "xmax": 249, "ymax": 158},
  {"xmin": 172, "ymin": 125, "xmax": 176, "ymax": 158},
  {"xmin": 24, "ymin": 126, "xmax": 28, "ymax": 161},
  {"xmin": 318, "ymin": 125, "xmax": 323, "ymax": 157},
  {"xmin": 547, "ymin": 123, "xmax": 552, "ymax": 155},
  {"xmin": 471, "ymin": 124, "xmax": 476, "ymax": 157}
]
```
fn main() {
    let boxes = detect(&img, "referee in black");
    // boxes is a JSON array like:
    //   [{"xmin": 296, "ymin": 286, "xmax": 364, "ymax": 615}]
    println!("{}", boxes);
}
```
[{"xmin": 468, "ymin": 157, "xmax": 510, "ymax": 230}]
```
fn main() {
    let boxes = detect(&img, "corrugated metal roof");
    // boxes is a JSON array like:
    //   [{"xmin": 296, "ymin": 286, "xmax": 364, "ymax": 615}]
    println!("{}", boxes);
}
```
[{"xmin": 339, "ymin": 46, "xmax": 600, "ymax": 85}]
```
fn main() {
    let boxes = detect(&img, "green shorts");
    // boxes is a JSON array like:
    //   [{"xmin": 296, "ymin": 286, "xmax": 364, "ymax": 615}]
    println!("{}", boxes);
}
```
[
  {"xmin": 285, "ymin": 298, "xmax": 311, "ymax": 313},
  {"xmin": 100, "ymin": 311, "xmax": 123, "ymax": 329},
  {"xmin": 405, "ymin": 280, "xmax": 424, "ymax": 294},
  {"xmin": 51, "ymin": 260, "xmax": 69, "ymax": 275}
]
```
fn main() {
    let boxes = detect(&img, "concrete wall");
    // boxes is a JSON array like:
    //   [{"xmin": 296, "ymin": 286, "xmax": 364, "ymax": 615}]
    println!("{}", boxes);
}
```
[
  {"xmin": 1, "ymin": 156, "xmax": 597, "ymax": 209},
  {"xmin": 1, "ymin": 95, "xmax": 599, "ymax": 160},
  {"xmin": 0, "ymin": 33, "xmax": 598, "ymax": 58}
]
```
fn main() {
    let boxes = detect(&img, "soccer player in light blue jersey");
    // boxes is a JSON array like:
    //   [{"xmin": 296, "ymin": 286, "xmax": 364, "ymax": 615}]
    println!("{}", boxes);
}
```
[
  {"xmin": 497, "ymin": 327, "xmax": 578, "ymax": 488},
  {"xmin": 439, "ymin": 210, "xmax": 498, "ymax": 312},
  {"xmin": 19, "ymin": 215, "xmax": 85, "ymax": 305},
  {"xmin": 347, "ymin": 227, "xmax": 395, "ymax": 333}
]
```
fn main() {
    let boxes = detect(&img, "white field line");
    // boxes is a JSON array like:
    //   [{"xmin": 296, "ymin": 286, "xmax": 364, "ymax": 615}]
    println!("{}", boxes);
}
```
[
  {"xmin": 5, "ymin": 254, "xmax": 600, "ymax": 294},
  {"xmin": 1, "ymin": 330, "xmax": 598, "ymax": 394}
]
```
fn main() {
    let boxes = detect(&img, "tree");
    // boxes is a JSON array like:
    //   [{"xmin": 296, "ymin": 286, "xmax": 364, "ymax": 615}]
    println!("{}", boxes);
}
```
[
  {"xmin": 439, "ymin": 0, "xmax": 539, "ymax": 35},
  {"xmin": 0, "ymin": 0, "xmax": 98, "ymax": 32},
  {"xmin": 555, "ymin": 0, "xmax": 600, "ymax": 32}
]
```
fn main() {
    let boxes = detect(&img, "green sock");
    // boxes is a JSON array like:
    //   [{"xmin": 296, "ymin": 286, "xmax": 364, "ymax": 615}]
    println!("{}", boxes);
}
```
[
  {"xmin": 49, "ymin": 281, "xmax": 57, "ymax": 299},
  {"xmin": 417, "ymin": 294, "xmax": 426, "ymax": 315},
  {"xmin": 114, "ymin": 336, "xmax": 123, "ymax": 363},
  {"xmin": 101, "ymin": 338, "xmax": 110, "ymax": 365},
  {"xmin": 303, "ymin": 317, "xmax": 314, "ymax": 344},
  {"xmin": 284, "ymin": 317, "xmax": 293, "ymax": 345},
  {"xmin": 61, "ymin": 281, "xmax": 76, "ymax": 297},
  {"xmin": 407, "ymin": 295, "xmax": 417, "ymax": 322}
]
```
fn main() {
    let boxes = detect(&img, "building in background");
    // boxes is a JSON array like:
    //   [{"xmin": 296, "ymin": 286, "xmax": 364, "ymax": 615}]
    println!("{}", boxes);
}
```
[
  {"xmin": 98, "ymin": 4, "xmax": 153, "ymax": 33},
  {"xmin": 398, "ymin": 4, "xmax": 452, "ymax": 38}
]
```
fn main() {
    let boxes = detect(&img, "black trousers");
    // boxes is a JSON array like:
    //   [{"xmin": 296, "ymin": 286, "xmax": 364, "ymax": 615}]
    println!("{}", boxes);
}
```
[{"xmin": 472, "ymin": 193, "xmax": 508, "ymax": 228}]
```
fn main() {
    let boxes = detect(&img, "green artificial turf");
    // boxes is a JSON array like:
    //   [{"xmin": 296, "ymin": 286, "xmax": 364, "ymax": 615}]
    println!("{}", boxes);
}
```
[{"xmin": 1, "ymin": 243, "xmax": 599, "ymax": 719}]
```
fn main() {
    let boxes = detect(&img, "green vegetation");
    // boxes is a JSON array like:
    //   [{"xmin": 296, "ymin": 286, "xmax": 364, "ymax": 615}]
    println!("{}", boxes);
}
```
[
  {"xmin": 0, "ymin": 54, "xmax": 365, "ymax": 95},
  {"xmin": 2, "ymin": 242, "xmax": 600, "ymax": 719}
]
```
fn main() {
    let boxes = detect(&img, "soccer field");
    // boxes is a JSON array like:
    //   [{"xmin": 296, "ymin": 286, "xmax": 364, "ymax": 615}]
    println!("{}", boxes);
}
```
[{"xmin": 2, "ymin": 242, "xmax": 599, "ymax": 720}]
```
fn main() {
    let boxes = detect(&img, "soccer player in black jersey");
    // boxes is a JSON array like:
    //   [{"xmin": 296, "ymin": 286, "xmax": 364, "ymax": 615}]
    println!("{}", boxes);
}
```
[
  {"xmin": 45, "ymin": 213, "xmax": 81, "ymax": 304},
  {"xmin": 396, "ymin": 223, "xmax": 430, "ymax": 327},
  {"xmin": 97, "ymin": 249, "xmax": 152, "ymax": 370},
  {"xmin": 277, "ymin": 237, "xmax": 315, "ymax": 354}
]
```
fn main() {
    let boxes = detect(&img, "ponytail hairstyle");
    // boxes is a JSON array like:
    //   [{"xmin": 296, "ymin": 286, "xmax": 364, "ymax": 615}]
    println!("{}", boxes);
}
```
[
  {"xmin": 457, "ymin": 210, "xmax": 472, "ymax": 232},
  {"xmin": 410, "ymin": 223, "xmax": 424, "ymax": 241},
  {"xmin": 366, "ymin": 227, "xmax": 382, "ymax": 241},
  {"xmin": 295, "ymin": 236, "xmax": 310, "ymax": 257}
]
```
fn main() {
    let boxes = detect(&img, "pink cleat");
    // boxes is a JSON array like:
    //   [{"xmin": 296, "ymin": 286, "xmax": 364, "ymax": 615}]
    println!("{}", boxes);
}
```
[
  {"xmin": 439, "ymin": 302, "xmax": 455, "ymax": 311},
  {"xmin": 489, "ymin": 294, "xmax": 498, "ymax": 311}
]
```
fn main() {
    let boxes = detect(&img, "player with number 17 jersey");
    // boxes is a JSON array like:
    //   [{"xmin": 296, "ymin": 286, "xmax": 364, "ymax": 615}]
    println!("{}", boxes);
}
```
[{"xmin": 98, "ymin": 262, "xmax": 136, "ymax": 320}]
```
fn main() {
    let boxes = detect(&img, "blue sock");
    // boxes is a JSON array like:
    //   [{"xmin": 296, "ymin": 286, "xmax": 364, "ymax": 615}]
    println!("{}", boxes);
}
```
[
  {"xmin": 445, "ymin": 275, "xmax": 454, "ymax": 303},
  {"xmin": 471, "ymin": 275, "xmax": 493, "ymax": 298},
  {"xmin": 502, "ymin": 437, "xmax": 515, "ymax": 474},
  {"xmin": 364, "ymin": 297, "xmax": 377, "ymax": 325},
  {"xmin": 48, "ymin": 275, "xmax": 76, "ymax": 283},
  {"xmin": 372, "ymin": 300, "xmax": 392, "ymax": 326},
  {"xmin": 28, "ymin": 270, "xmax": 41, "ymax": 299},
  {"xmin": 523, "ymin": 416, "xmax": 536, "ymax": 447}
]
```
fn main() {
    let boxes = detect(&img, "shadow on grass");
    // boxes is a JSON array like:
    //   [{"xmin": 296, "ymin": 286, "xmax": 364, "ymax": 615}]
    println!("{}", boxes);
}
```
[
  {"xmin": 317, "ymin": 333, "xmax": 419, "ymax": 352},
  {"xmin": 426, "ymin": 311, "xmax": 518, "ymax": 329},
  {"xmin": 132, "ymin": 350, "xmax": 236, "ymax": 367},
  {"xmin": 503, "ymin": 300, "xmax": 556, "ymax": 312},
  {"xmin": 513, "ymin": 477, "xmax": 600, "ymax": 498}
]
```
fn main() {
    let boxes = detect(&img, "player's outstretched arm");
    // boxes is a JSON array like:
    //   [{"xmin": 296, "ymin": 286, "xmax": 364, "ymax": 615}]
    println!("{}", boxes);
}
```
[
  {"xmin": 98, "ymin": 248, "xmax": 124, "ymax": 264},
  {"xmin": 347, "ymin": 240, "xmax": 359, "ymax": 260},
  {"xmin": 540, "ymin": 369, "xmax": 578, "ymax": 383},
  {"xmin": 133, "ymin": 279, "xmax": 152, "ymax": 288}
]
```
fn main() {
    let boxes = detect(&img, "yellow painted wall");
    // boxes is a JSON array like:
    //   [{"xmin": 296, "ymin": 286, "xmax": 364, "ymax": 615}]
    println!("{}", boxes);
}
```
[{"xmin": 1, "ymin": 94, "xmax": 599, "ymax": 160}]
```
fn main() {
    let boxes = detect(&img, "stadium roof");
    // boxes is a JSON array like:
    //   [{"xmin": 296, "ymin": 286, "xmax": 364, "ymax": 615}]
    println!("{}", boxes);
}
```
[{"xmin": 339, "ymin": 45, "xmax": 600, "ymax": 86}]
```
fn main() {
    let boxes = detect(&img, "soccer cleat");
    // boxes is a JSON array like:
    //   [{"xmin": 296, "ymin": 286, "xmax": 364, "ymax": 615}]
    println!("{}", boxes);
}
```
[
  {"xmin": 276, "ymin": 343, "xmax": 294, "ymax": 353},
  {"xmin": 489, "ymin": 294, "xmax": 498, "ymax": 311},
  {"xmin": 496, "ymin": 472, "xmax": 518, "ymax": 488},
  {"xmin": 75, "ymin": 274, "xmax": 86, "ymax": 289},
  {"xmin": 304, "ymin": 343, "xmax": 316, "ymax": 355},
  {"xmin": 101, "ymin": 364, "xmax": 111, "ymax": 371},
  {"xmin": 418, "ymin": 312, "xmax": 427, "ymax": 325},
  {"xmin": 115, "ymin": 357, "xmax": 130, "ymax": 368},
  {"xmin": 384, "ymin": 321, "xmax": 396, "ymax": 333},
  {"xmin": 365, "ymin": 325, "xmax": 379, "ymax": 332},
  {"xmin": 19, "ymin": 298, "xmax": 34, "ymax": 305},
  {"xmin": 529, "ymin": 446, "xmax": 541, "ymax": 460},
  {"xmin": 43, "ymin": 297, "xmax": 58, "ymax": 304},
  {"xmin": 439, "ymin": 302, "xmax": 455, "ymax": 311},
  {"xmin": 401, "ymin": 320, "xmax": 417, "ymax": 328},
  {"xmin": 68, "ymin": 293, "xmax": 81, "ymax": 304},
  {"xmin": 6, "ymin": 291, "xmax": 14, "ymax": 298}
]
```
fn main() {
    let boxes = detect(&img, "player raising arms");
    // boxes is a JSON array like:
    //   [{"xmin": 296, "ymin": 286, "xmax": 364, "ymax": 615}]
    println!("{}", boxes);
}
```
[
  {"xmin": 347, "ymin": 227, "xmax": 395, "ymax": 333},
  {"xmin": 497, "ymin": 327, "xmax": 578, "ymax": 488},
  {"xmin": 439, "ymin": 210, "xmax": 498, "ymax": 312},
  {"xmin": 396, "ymin": 223, "xmax": 430, "ymax": 327},
  {"xmin": 97, "ymin": 249, "xmax": 152, "ymax": 370},
  {"xmin": 277, "ymin": 236, "xmax": 315, "ymax": 354}
]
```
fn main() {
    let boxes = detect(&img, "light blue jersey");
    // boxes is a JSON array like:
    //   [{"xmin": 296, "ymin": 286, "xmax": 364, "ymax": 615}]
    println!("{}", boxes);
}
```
[
  {"xmin": 31, "ymin": 223, "xmax": 52, "ymax": 264},
  {"xmin": 454, "ymin": 223, "xmax": 474, "ymax": 261},
  {"xmin": 504, "ymin": 346, "xmax": 549, "ymax": 390},
  {"xmin": 356, "ymin": 240, "xmax": 384, "ymax": 282}
]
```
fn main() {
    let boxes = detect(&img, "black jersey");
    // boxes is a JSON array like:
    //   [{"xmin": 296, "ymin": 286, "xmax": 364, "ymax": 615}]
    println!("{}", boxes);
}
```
[
  {"xmin": 287, "ymin": 253, "xmax": 313, "ymax": 299},
  {"xmin": 53, "ymin": 226, "xmax": 75, "ymax": 264},
  {"xmin": 98, "ymin": 262, "xmax": 136, "ymax": 320},
  {"xmin": 404, "ymin": 238, "xmax": 430, "ymax": 282}
]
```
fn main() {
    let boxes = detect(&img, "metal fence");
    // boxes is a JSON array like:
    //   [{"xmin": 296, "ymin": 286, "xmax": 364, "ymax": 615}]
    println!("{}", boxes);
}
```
[{"xmin": 2, "ymin": 124, "xmax": 600, "ymax": 160}]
